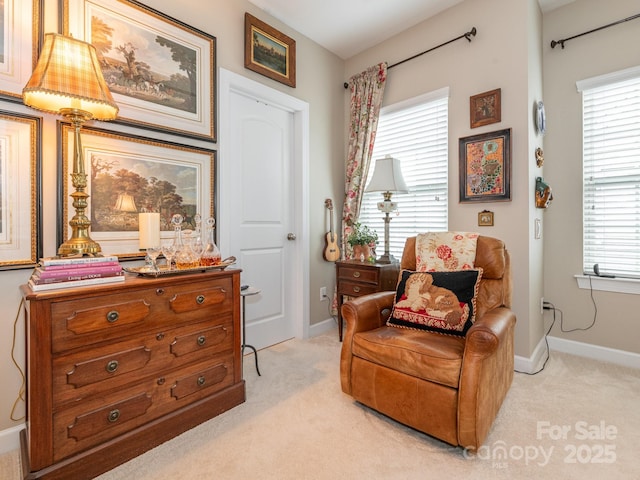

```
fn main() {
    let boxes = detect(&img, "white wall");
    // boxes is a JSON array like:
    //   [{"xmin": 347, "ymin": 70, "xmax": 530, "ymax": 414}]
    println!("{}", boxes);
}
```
[
  {"xmin": 542, "ymin": 0, "xmax": 640, "ymax": 353},
  {"xmin": 0, "ymin": 0, "xmax": 345, "ymax": 436}
]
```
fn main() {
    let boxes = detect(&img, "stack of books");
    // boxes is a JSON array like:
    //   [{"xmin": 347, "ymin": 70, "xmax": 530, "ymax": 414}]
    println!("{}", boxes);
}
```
[{"xmin": 28, "ymin": 255, "xmax": 125, "ymax": 292}]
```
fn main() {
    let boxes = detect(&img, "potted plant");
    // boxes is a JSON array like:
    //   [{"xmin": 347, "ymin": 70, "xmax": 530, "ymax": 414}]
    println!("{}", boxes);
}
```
[{"xmin": 346, "ymin": 222, "xmax": 378, "ymax": 261}]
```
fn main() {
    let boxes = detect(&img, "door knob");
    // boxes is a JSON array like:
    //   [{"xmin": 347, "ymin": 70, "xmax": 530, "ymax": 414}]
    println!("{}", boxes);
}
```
[{"xmin": 287, "ymin": 233, "xmax": 297, "ymax": 240}]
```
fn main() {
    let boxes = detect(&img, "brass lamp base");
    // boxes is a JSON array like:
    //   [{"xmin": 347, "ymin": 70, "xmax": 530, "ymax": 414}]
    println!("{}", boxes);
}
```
[
  {"xmin": 58, "ymin": 237, "xmax": 102, "ymax": 257},
  {"xmin": 57, "ymin": 108, "xmax": 102, "ymax": 257}
]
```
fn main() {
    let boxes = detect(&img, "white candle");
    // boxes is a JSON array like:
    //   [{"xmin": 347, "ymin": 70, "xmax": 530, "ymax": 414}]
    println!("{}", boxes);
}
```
[{"xmin": 139, "ymin": 213, "xmax": 160, "ymax": 249}]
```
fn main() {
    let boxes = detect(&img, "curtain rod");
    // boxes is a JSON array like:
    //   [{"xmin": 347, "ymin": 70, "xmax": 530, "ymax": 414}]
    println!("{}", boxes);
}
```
[
  {"xmin": 343, "ymin": 27, "xmax": 477, "ymax": 89},
  {"xmin": 550, "ymin": 12, "xmax": 640, "ymax": 49}
]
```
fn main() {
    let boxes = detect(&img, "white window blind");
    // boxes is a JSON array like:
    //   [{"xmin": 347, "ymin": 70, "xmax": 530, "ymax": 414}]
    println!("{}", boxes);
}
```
[
  {"xmin": 359, "ymin": 89, "xmax": 449, "ymax": 259},
  {"xmin": 578, "ymin": 67, "xmax": 640, "ymax": 278}
]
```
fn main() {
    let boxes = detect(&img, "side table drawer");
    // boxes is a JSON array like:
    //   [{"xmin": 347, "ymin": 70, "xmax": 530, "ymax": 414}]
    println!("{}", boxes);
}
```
[
  {"xmin": 337, "ymin": 265, "xmax": 379, "ymax": 284},
  {"xmin": 337, "ymin": 280, "xmax": 379, "ymax": 297}
]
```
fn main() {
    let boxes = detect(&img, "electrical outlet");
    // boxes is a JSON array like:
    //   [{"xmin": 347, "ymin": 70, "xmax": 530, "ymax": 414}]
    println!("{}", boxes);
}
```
[
  {"xmin": 540, "ymin": 297, "xmax": 545, "ymax": 314},
  {"xmin": 320, "ymin": 286, "xmax": 328, "ymax": 301}
]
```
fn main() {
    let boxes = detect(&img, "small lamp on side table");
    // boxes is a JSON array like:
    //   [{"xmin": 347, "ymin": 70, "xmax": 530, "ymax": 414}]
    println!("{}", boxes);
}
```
[{"xmin": 365, "ymin": 155, "xmax": 408, "ymax": 264}]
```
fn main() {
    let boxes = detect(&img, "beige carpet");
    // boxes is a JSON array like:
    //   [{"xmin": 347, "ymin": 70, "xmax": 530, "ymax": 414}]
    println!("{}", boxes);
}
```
[{"xmin": 2, "ymin": 330, "xmax": 639, "ymax": 479}]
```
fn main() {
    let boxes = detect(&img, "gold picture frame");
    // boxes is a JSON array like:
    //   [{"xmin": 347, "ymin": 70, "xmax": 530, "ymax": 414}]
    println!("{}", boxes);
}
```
[
  {"xmin": 58, "ymin": 123, "xmax": 215, "ymax": 259},
  {"xmin": 470, "ymin": 88, "xmax": 501, "ymax": 128},
  {"xmin": 244, "ymin": 12, "xmax": 296, "ymax": 88},
  {"xmin": 63, "ymin": 0, "xmax": 217, "ymax": 142},
  {"xmin": 0, "ymin": 111, "xmax": 42, "ymax": 269},
  {"xmin": 478, "ymin": 210, "xmax": 494, "ymax": 227}
]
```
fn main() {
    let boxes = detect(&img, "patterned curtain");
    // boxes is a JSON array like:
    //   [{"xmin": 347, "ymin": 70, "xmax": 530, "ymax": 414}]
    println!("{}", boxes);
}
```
[{"xmin": 341, "ymin": 62, "xmax": 388, "ymax": 260}]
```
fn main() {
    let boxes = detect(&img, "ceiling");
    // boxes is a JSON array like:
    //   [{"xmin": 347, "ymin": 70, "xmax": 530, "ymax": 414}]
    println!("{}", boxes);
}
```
[{"xmin": 247, "ymin": 0, "xmax": 575, "ymax": 59}]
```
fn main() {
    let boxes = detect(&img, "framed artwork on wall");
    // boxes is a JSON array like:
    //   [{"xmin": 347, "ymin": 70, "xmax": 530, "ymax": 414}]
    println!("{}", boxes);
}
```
[
  {"xmin": 57, "ymin": 123, "xmax": 216, "ymax": 259},
  {"xmin": 0, "ymin": 111, "xmax": 42, "ymax": 270},
  {"xmin": 62, "ymin": 0, "xmax": 217, "ymax": 142},
  {"xmin": 477, "ymin": 210, "xmax": 494, "ymax": 227},
  {"xmin": 459, "ymin": 128, "xmax": 511, "ymax": 203},
  {"xmin": 0, "ymin": 0, "xmax": 42, "ymax": 101},
  {"xmin": 244, "ymin": 12, "xmax": 296, "ymax": 88},
  {"xmin": 470, "ymin": 88, "xmax": 501, "ymax": 128}
]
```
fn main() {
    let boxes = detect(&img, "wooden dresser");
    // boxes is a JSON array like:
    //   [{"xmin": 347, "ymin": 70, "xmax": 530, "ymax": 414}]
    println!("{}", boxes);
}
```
[
  {"xmin": 20, "ymin": 269, "xmax": 245, "ymax": 480},
  {"xmin": 336, "ymin": 260, "xmax": 400, "ymax": 341}
]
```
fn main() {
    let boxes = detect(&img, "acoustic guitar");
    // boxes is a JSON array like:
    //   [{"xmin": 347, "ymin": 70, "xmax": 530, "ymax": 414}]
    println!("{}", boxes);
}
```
[{"xmin": 323, "ymin": 199, "xmax": 340, "ymax": 262}]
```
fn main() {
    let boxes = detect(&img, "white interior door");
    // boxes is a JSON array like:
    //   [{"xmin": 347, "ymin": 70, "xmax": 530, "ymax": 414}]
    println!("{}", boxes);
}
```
[{"xmin": 226, "ymin": 90, "xmax": 295, "ymax": 350}]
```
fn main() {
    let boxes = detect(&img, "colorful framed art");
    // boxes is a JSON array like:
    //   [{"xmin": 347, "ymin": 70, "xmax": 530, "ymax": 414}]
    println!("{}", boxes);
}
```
[{"xmin": 459, "ymin": 128, "xmax": 511, "ymax": 203}]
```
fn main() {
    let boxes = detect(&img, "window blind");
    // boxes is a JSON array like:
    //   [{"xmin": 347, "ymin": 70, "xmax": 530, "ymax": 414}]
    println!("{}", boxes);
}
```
[
  {"xmin": 579, "ymin": 69, "xmax": 640, "ymax": 278},
  {"xmin": 359, "ymin": 90, "xmax": 449, "ymax": 259}
]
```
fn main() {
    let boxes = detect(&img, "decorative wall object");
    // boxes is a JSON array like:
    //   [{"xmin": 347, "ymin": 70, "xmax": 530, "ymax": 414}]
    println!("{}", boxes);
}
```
[
  {"xmin": 63, "ymin": 0, "xmax": 217, "ymax": 141},
  {"xmin": 0, "ymin": 111, "xmax": 42, "ymax": 269},
  {"xmin": 478, "ymin": 210, "xmax": 494, "ymax": 226},
  {"xmin": 0, "ymin": 0, "xmax": 42, "ymax": 101},
  {"xmin": 535, "ymin": 147, "xmax": 544, "ymax": 167},
  {"xmin": 244, "ymin": 12, "xmax": 296, "ymax": 87},
  {"xmin": 469, "ymin": 88, "xmax": 501, "ymax": 128},
  {"xmin": 535, "ymin": 177, "xmax": 553, "ymax": 208},
  {"xmin": 535, "ymin": 100, "xmax": 546, "ymax": 135},
  {"xmin": 459, "ymin": 128, "xmax": 511, "ymax": 203},
  {"xmin": 58, "ymin": 124, "xmax": 215, "ymax": 258}
]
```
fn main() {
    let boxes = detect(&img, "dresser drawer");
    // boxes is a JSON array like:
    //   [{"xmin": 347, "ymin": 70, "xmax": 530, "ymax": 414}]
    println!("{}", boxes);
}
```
[
  {"xmin": 51, "ymin": 276, "xmax": 233, "ymax": 352},
  {"xmin": 52, "ymin": 352, "xmax": 235, "ymax": 462},
  {"xmin": 53, "ymin": 316, "xmax": 234, "ymax": 407},
  {"xmin": 337, "ymin": 265, "xmax": 380, "ymax": 284}
]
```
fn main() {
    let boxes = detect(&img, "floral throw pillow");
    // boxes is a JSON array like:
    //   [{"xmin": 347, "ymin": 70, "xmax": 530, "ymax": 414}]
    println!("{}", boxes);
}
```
[
  {"xmin": 415, "ymin": 232, "xmax": 479, "ymax": 272},
  {"xmin": 388, "ymin": 269, "xmax": 483, "ymax": 337}
]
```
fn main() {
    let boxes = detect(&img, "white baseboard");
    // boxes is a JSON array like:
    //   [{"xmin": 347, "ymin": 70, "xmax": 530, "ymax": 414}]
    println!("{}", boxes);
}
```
[
  {"xmin": 515, "ymin": 336, "xmax": 640, "ymax": 373},
  {"xmin": 0, "ymin": 424, "xmax": 23, "ymax": 455},
  {"xmin": 547, "ymin": 336, "xmax": 640, "ymax": 369},
  {"xmin": 308, "ymin": 317, "xmax": 337, "ymax": 338}
]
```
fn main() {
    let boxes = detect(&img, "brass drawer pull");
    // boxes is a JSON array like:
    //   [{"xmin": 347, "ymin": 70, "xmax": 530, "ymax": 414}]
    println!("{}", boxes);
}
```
[
  {"xmin": 197, "ymin": 335, "xmax": 206, "ymax": 346},
  {"xmin": 156, "ymin": 288, "xmax": 165, "ymax": 295},
  {"xmin": 107, "ymin": 409, "xmax": 120, "ymax": 423},
  {"xmin": 105, "ymin": 360, "xmax": 119, "ymax": 374},
  {"xmin": 353, "ymin": 286, "xmax": 361, "ymax": 293},
  {"xmin": 352, "ymin": 271, "xmax": 361, "ymax": 278},
  {"xmin": 156, "ymin": 333, "xmax": 165, "ymax": 341},
  {"xmin": 157, "ymin": 377, "xmax": 165, "ymax": 385},
  {"xmin": 197, "ymin": 376, "xmax": 206, "ymax": 387},
  {"xmin": 196, "ymin": 295, "xmax": 205, "ymax": 304},
  {"xmin": 106, "ymin": 311, "xmax": 119, "ymax": 323}
]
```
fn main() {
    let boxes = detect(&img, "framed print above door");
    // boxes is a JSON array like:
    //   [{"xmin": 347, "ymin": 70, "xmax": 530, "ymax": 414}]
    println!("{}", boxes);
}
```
[
  {"xmin": 244, "ymin": 13, "xmax": 296, "ymax": 88},
  {"xmin": 62, "ymin": 0, "xmax": 217, "ymax": 142}
]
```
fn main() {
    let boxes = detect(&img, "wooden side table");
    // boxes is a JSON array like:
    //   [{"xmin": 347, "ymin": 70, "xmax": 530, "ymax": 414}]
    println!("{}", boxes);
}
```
[{"xmin": 336, "ymin": 259, "xmax": 400, "ymax": 341}]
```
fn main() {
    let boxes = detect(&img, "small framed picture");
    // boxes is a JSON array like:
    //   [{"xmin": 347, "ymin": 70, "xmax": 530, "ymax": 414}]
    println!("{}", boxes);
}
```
[
  {"xmin": 478, "ymin": 210, "xmax": 494, "ymax": 227},
  {"xmin": 244, "ymin": 12, "xmax": 296, "ymax": 87},
  {"xmin": 470, "ymin": 88, "xmax": 501, "ymax": 128}
]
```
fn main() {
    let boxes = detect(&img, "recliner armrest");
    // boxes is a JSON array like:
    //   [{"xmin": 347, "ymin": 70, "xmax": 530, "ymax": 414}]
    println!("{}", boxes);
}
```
[
  {"xmin": 464, "ymin": 307, "xmax": 515, "ymax": 359},
  {"xmin": 340, "ymin": 291, "xmax": 395, "ymax": 395}
]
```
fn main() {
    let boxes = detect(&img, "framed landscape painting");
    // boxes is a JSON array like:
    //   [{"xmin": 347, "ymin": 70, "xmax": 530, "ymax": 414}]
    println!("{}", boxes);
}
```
[
  {"xmin": 57, "ymin": 123, "xmax": 216, "ymax": 258},
  {"xmin": 244, "ymin": 12, "xmax": 296, "ymax": 87},
  {"xmin": 62, "ymin": 0, "xmax": 216, "ymax": 141},
  {"xmin": 459, "ymin": 128, "xmax": 511, "ymax": 203}
]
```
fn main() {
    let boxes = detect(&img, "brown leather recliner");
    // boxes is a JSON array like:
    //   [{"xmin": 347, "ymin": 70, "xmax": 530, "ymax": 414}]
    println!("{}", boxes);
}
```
[{"xmin": 340, "ymin": 235, "xmax": 516, "ymax": 450}]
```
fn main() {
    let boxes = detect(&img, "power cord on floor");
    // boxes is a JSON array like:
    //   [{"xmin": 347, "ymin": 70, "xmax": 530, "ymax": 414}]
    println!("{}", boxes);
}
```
[
  {"xmin": 10, "ymin": 297, "xmax": 26, "ymax": 422},
  {"xmin": 516, "ymin": 276, "xmax": 598, "ymax": 376}
]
